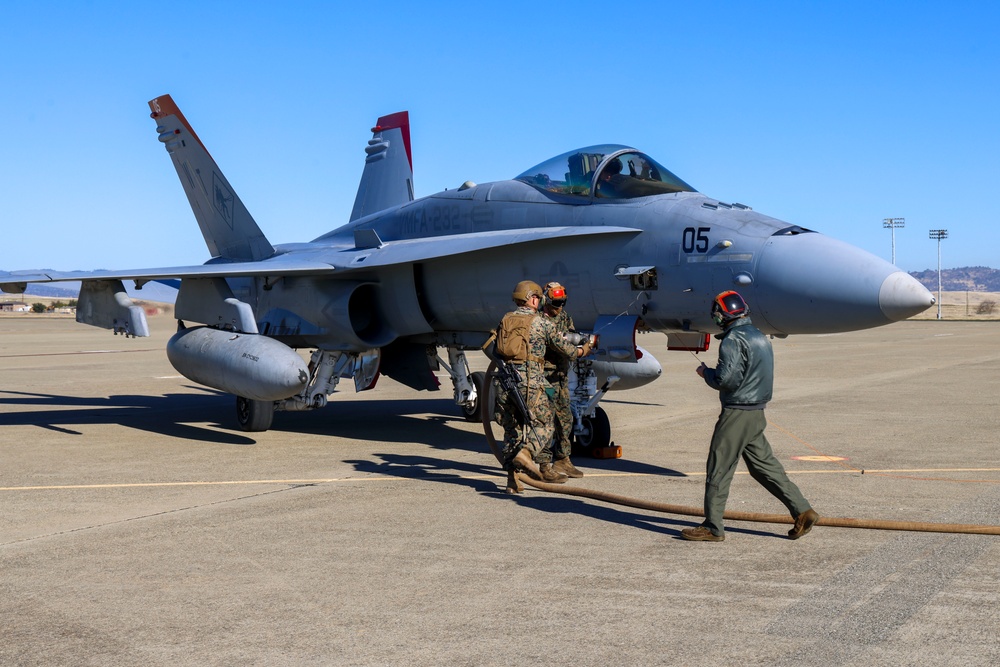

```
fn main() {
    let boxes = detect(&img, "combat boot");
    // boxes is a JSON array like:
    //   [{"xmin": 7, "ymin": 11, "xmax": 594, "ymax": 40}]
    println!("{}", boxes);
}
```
[
  {"xmin": 505, "ymin": 469, "xmax": 524, "ymax": 494},
  {"xmin": 553, "ymin": 456, "xmax": 583, "ymax": 478},
  {"xmin": 788, "ymin": 509, "xmax": 819, "ymax": 540},
  {"xmin": 538, "ymin": 462, "xmax": 569, "ymax": 484},
  {"xmin": 512, "ymin": 449, "xmax": 544, "ymax": 481}
]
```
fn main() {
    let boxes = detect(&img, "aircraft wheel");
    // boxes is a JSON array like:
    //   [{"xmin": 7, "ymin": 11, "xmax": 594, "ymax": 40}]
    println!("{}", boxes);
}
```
[
  {"xmin": 574, "ymin": 406, "xmax": 611, "ymax": 454},
  {"xmin": 461, "ymin": 371, "xmax": 487, "ymax": 422},
  {"xmin": 236, "ymin": 396, "xmax": 275, "ymax": 432}
]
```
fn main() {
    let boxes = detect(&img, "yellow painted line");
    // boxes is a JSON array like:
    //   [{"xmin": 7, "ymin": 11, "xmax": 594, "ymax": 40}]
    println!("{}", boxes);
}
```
[
  {"xmin": 792, "ymin": 455, "xmax": 848, "ymax": 462},
  {"xmin": 3, "ymin": 467, "xmax": 1000, "ymax": 492},
  {"xmin": 583, "ymin": 468, "xmax": 1000, "ymax": 477},
  {"xmin": 0, "ymin": 349, "xmax": 158, "ymax": 358},
  {"xmin": 0, "ymin": 478, "xmax": 403, "ymax": 491}
]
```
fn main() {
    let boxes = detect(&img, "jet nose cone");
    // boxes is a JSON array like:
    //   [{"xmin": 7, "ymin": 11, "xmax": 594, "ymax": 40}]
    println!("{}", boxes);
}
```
[
  {"xmin": 879, "ymin": 271, "xmax": 936, "ymax": 321},
  {"xmin": 753, "ymin": 232, "xmax": 935, "ymax": 334}
]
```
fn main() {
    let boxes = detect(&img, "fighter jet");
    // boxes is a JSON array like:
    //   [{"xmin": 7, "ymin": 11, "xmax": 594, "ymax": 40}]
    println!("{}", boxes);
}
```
[{"xmin": 1, "ymin": 95, "xmax": 934, "ymax": 450}]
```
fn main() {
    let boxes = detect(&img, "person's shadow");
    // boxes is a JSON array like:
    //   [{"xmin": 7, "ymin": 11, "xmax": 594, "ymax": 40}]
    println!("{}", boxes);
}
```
[{"xmin": 342, "ymin": 452, "xmax": 788, "ymax": 539}]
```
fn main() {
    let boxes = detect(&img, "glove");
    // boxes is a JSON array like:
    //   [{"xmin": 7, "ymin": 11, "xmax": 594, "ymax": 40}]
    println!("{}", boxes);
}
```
[{"xmin": 578, "ymin": 341, "xmax": 592, "ymax": 358}]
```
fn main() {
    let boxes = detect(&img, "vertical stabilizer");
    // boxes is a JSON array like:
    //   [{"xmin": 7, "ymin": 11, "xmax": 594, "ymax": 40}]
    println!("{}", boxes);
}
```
[
  {"xmin": 350, "ymin": 111, "xmax": 414, "ymax": 222},
  {"xmin": 149, "ymin": 95, "xmax": 274, "ymax": 261}
]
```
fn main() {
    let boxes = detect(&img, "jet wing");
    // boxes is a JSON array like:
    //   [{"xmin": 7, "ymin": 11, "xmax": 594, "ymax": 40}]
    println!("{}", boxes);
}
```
[
  {"xmin": 1, "ymin": 226, "xmax": 639, "ymax": 294},
  {"xmin": 328, "ymin": 225, "xmax": 641, "ymax": 271},
  {"xmin": 0, "ymin": 259, "xmax": 336, "ymax": 291}
]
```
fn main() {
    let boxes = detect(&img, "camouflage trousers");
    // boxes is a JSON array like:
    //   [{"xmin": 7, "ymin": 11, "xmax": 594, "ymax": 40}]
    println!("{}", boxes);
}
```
[
  {"xmin": 546, "ymin": 372, "xmax": 573, "ymax": 460},
  {"xmin": 499, "ymin": 370, "xmax": 556, "ymax": 467}
]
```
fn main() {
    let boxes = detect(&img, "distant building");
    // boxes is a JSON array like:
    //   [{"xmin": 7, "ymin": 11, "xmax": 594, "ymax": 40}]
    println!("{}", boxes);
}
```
[{"xmin": 0, "ymin": 302, "xmax": 31, "ymax": 312}]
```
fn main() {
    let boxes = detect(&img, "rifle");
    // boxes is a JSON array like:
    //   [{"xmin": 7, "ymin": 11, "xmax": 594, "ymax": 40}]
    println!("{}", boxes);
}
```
[{"xmin": 485, "ymin": 341, "xmax": 532, "ymax": 425}]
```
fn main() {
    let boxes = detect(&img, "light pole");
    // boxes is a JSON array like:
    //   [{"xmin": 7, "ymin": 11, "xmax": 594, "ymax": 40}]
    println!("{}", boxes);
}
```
[
  {"xmin": 929, "ymin": 229, "xmax": 948, "ymax": 320},
  {"xmin": 883, "ymin": 217, "xmax": 905, "ymax": 265}
]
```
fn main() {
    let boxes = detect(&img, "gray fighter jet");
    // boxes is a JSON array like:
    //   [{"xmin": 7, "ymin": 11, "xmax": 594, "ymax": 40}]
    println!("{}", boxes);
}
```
[{"xmin": 1, "ymin": 95, "xmax": 933, "ymax": 449}]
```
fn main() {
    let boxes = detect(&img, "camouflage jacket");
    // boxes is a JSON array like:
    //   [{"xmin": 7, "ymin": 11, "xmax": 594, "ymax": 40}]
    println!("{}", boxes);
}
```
[{"xmin": 542, "ymin": 308, "xmax": 575, "ymax": 376}]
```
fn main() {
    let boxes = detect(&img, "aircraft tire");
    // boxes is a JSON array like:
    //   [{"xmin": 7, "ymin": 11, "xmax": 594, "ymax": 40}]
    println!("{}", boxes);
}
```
[
  {"xmin": 574, "ymin": 406, "xmax": 611, "ymax": 454},
  {"xmin": 461, "ymin": 371, "xmax": 487, "ymax": 422},
  {"xmin": 236, "ymin": 395, "xmax": 275, "ymax": 432},
  {"xmin": 481, "ymin": 361, "xmax": 505, "ymax": 464}
]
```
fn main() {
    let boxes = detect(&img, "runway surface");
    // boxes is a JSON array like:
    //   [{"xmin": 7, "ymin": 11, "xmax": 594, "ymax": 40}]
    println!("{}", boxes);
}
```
[{"xmin": 2, "ymin": 315, "xmax": 998, "ymax": 666}]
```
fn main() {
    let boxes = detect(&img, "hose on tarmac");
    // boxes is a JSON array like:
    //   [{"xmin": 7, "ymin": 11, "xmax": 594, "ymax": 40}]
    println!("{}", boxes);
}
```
[
  {"xmin": 481, "ymin": 361, "xmax": 1000, "ymax": 537},
  {"xmin": 513, "ymin": 474, "xmax": 1000, "ymax": 536}
]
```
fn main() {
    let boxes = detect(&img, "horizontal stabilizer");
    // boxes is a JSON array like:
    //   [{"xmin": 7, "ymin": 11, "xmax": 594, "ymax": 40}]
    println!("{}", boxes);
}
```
[{"xmin": 379, "ymin": 340, "xmax": 440, "ymax": 391}]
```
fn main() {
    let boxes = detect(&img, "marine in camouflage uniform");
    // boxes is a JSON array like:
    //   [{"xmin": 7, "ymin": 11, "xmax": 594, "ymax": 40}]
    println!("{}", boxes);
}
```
[
  {"xmin": 496, "ymin": 281, "xmax": 590, "ymax": 490},
  {"xmin": 541, "ymin": 282, "xmax": 583, "ymax": 478}
]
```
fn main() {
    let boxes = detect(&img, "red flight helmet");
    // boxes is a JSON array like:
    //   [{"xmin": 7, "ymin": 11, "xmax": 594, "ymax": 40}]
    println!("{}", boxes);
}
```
[{"xmin": 711, "ymin": 290, "xmax": 749, "ymax": 327}]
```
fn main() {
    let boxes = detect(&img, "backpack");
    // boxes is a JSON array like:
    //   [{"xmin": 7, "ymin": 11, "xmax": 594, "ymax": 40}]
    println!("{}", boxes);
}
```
[{"xmin": 494, "ymin": 312, "xmax": 535, "ymax": 362}]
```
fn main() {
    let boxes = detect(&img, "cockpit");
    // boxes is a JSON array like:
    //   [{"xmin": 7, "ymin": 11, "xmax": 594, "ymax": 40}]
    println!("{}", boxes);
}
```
[{"xmin": 514, "ymin": 144, "xmax": 696, "ymax": 200}]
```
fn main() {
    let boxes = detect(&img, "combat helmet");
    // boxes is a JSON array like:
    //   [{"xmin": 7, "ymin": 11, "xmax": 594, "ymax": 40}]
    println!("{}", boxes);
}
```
[{"xmin": 512, "ymin": 280, "xmax": 543, "ymax": 304}]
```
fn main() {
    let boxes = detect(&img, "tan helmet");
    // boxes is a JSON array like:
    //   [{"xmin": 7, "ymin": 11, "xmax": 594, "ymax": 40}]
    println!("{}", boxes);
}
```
[{"xmin": 512, "ymin": 280, "xmax": 543, "ymax": 304}]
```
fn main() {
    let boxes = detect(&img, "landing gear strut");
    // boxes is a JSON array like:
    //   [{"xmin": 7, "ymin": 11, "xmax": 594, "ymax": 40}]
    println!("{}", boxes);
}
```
[
  {"xmin": 461, "ymin": 371, "xmax": 487, "ymax": 422},
  {"xmin": 437, "ymin": 348, "xmax": 482, "ymax": 422},
  {"xmin": 478, "ymin": 357, "xmax": 618, "ymax": 461},
  {"xmin": 568, "ymin": 358, "xmax": 615, "ymax": 454}
]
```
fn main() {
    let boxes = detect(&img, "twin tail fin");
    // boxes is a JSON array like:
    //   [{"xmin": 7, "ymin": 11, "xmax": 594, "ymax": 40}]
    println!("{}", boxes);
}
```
[{"xmin": 149, "ymin": 95, "xmax": 274, "ymax": 261}]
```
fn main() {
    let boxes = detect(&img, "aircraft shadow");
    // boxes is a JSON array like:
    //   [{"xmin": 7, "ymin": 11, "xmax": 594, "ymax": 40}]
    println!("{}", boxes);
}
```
[
  {"xmin": 0, "ymin": 388, "xmax": 488, "ymax": 453},
  {"xmin": 2, "ymin": 389, "xmax": 774, "ymax": 537},
  {"xmin": 0, "ymin": 389, "xmax": 690, "ymax": 479},
  {"xmin": 0, "ymin": 388, "xmax": 255, "ymax": 445},
  {"xmin": 270, "ymin": 397, "xmax": 487, "ymax": 454}
]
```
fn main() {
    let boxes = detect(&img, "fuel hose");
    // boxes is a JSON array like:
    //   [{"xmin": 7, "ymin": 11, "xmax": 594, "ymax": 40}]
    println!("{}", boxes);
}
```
[{"xmin": 481, "ymin": 362, "xmax": 1000, "ymax": 537}]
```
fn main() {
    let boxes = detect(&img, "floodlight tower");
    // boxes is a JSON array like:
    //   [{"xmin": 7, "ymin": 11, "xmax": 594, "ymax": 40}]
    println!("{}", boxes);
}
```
[
  {"xmin": 929, "ymin": 229, "xmax": 948, "ymax": 320},
  {"xmin": 883, "ymin": 217, "xmax": 905, "ymax": 266}
]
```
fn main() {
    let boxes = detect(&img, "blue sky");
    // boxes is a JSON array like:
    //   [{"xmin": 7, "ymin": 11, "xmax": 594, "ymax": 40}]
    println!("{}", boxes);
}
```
[{"xmin": 1, "ymin": 1, "xmax": 997, "ymax": 273}]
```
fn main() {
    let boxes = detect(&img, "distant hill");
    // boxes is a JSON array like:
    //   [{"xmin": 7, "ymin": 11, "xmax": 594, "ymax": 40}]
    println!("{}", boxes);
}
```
[
  {"xmin": 909, "ymin": 266, "xmax": 1000, "ymax": 292},
  {"xmin": 18, "ymin": 283, "xmax": 79, "ymax": 298},
  {"xmin": 1, "ymin": 275, "xmax": 177, "ymax": 303}
]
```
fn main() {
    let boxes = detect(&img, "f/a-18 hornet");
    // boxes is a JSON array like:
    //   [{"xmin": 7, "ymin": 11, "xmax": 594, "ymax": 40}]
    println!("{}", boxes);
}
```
[{"xmin": 1, "ymin": 95, "xmax": 934, "ymax": 450}]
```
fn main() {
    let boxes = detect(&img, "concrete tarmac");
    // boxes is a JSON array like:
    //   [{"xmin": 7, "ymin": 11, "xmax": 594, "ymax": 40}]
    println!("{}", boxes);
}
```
[{"xmin": 2, "ymin": 315, "xmax": 999, "ymax": 666}]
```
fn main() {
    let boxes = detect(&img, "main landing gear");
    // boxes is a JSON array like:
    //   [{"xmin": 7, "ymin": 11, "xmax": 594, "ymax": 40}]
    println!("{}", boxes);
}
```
[
  {"xmin": 234, "ymin": 348, "xmax": 380, "ymax": 432},
  {"xmin": 437, "ymin": 348, "xmax": 617, "ymax": 461}
]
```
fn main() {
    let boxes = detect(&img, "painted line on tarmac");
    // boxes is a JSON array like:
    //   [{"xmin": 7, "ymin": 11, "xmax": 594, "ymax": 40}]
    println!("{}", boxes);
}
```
[
  {"xmin": 4, "ymin": 467, "xmax": 1000, "ymax": 492},
  {"xmin": 0, "ymin": 349, "xmax": 158, "ymax": 358},
  {"xmin": 0, "ymin": 478, "xmax": 397, "ymax": 491}
]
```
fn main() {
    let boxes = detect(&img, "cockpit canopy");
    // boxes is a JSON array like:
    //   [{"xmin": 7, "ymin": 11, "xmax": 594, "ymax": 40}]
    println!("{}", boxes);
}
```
[{"xmin": 514, "ymin": 144, "xmax": 696, "ymax": 199}]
